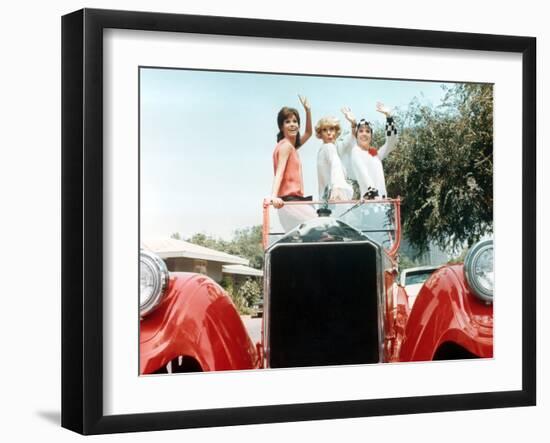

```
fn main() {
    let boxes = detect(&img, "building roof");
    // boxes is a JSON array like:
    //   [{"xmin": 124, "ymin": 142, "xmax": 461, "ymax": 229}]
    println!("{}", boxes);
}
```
[
  {"xmin": 142, "ymin": 238, "xmax": 249, "ymax": 265},
  {"xmin": 222, "ymin": 264, "xmax": 264, "ymax": 277}
]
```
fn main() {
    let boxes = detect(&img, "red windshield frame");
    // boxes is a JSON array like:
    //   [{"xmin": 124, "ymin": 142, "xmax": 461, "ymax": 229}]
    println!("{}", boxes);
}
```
[{"xmin": 262, "ymin": 197, "xmax": 401, "ymax": 258}]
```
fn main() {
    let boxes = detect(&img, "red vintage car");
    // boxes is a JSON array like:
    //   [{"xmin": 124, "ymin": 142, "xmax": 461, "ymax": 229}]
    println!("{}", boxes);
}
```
[
  {"xmin": 139, "ymin": 250, "xmax": 261, "ymax": 374},
  {"xmin": 139, "ymin": 198, "xmax": 493, "ymax": 373},
  {"xmin": 399, "ymin": 238, "xmax": 493, "ymax": 362}
]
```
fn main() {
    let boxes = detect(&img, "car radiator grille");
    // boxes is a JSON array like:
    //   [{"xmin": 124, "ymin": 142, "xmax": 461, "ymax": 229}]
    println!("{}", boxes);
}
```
[{"xmin": 267, "ymin": 242, "xmax": 380, "ymax": 368}]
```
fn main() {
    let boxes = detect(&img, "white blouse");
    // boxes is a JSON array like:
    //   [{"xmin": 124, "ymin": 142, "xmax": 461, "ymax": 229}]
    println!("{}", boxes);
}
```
[
  {"xmin": 338, "ymin": 117, "xmax": 398, "ymax": 198},
  {"xmin": 317, "ymin": 136, "xmax": 354, "ymax": 200}
]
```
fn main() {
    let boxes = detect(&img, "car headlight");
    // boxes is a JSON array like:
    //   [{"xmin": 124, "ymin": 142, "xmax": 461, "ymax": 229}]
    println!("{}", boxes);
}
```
[
  {"xmin": 464, "ymin": 239, "xmax": 493, "ymax": 303},
  {"xmin": 140, "ymin": 249, "xmax": 169, "ymax": 316}
]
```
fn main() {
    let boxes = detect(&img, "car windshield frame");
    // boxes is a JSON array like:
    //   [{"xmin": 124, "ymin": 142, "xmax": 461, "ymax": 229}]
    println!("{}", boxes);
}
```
[{"xmin": 262, "ymin": 198, "xmax": 401, "ymax": 257}]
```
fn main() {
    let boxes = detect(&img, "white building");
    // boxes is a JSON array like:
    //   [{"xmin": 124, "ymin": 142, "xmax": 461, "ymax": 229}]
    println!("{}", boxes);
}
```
[{"xmin": 142, "ymin": 237, "xmax": 261, "ymax": 283}]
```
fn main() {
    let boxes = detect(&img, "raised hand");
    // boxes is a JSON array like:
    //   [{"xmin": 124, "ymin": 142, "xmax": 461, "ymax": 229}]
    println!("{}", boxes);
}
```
[
  {"xmin": 341, "ymin": 106, "xmax": 356, "ymax": 125},
  {"xmin": 376, "ymin": 101, "xmax": 392, "ymax": 117},
  {"xmin": 298, "ymin": 94, "xmax": 311, "ymax": 111}
]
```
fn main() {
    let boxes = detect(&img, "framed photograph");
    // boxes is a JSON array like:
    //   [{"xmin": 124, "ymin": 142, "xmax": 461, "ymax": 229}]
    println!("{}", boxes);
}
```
[{"xmin": 61, "ymin": 8, "xmax": 536, "ymax": 435}]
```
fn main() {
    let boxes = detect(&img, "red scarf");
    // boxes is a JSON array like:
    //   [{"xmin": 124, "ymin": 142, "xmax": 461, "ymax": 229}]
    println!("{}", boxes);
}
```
[{"xmin": 368, "ymin": 148, "xmax": 378, "ymax": 156}]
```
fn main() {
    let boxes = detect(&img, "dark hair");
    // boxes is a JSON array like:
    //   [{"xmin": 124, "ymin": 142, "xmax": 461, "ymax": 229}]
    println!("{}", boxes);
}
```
[
  {"xmin": 276, "ymin": 107, "xmax": 302, "ymax": 147},
  {"xmin": 355, "ymin": 119, "xmax": 373, "ymax": 136}
]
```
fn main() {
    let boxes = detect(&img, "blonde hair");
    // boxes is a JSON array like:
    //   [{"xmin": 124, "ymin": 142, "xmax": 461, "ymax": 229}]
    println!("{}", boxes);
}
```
[{"xmin": 315, "ymin": 116, "xmax": 341, "ymax": 139}]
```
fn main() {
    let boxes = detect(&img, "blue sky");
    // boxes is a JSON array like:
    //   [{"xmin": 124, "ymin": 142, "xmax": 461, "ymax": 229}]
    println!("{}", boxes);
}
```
[{"xmin": 140, "ymin": 67, "xmax": 453, "ymax": 240}]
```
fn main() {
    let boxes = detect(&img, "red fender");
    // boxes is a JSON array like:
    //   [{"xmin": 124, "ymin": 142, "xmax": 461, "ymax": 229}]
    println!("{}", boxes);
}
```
[
  {"xmin": 140, "ymin": 273, "xmax": 260, "ymax": 374},
  {"xmin": 399, "ymin": 264, "xmax": 493, "ymax": 362}
]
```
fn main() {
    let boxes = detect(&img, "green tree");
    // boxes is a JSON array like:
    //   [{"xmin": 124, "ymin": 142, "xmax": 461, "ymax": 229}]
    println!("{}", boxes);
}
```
[
  {"xmin": 188, "ymin": 226, "xmax": 264, "ymax": 270},
  {"xmin": 384, "ymin": 83, "xmax": 493, "ymax": 253},
  {"xmin": 397, "ymin": 252, "xmax": 422, "ymax": 270},
  {"xmin": 187, "ymin": 232, "xmax": 228, "ymax": 251},
  {"xmin": 223, "ymin": 226, "xmax": 264, "ymax": 269},
  {"xmin": 237, "ymin": 278, "xmax": 262, "ymax": 307},
  {"xmin": 220, "ymin": 276, "xmax": 249, "ymax": 314}
]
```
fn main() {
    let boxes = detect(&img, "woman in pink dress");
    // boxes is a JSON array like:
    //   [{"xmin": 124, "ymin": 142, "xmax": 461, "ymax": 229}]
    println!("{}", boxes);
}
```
[{"xmin": 270, "ymin": 95, "xmax": 317, "ymax": 231}]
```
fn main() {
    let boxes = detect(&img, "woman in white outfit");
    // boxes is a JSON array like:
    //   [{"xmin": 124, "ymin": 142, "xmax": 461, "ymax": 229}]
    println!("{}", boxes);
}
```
[
  {"xmin": 314, "ymin": 110, "xmax": 356, "ymax": 201},
  {"xmin": 338, "ymin": 102, "xmax": 399, "ymax": 199}
]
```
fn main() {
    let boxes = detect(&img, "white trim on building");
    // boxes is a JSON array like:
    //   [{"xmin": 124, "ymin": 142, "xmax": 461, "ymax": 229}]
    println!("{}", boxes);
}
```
[
  {"xmin": 222, "ymin": 264, "xmax": 263, "ymax": 277},
  {"xmin": 142, "ymin": 238, "xmax": 249, "ymax": 265}
]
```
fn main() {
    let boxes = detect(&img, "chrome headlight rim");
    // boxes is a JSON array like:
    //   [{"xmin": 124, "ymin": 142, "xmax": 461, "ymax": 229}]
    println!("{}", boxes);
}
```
[
  {"xmin": 140, "ymin": 249, "xmax": 169, "ymax": 316},
  {"xmin": 464, "ymin": 239, "xmax": 493, "ymax": 303}
]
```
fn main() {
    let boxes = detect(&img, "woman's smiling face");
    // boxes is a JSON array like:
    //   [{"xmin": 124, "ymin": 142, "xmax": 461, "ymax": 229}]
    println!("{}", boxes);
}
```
[
  {"xmin": 356, "ymin": 125, "xmax": 372, "ymax": 147},
  {"xmin": 282, "ymin": 114, "xmax": 299, "ymax": 139}
]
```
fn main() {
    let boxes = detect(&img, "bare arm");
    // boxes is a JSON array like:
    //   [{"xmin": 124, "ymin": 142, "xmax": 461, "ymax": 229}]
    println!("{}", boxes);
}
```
[
  {"xmin": 298, "ymin": 95, "xmax": 312, "ymax": 147},
  {"xmin": 271, "ymin": 142, "xmax": 292, "ymax": 208}
]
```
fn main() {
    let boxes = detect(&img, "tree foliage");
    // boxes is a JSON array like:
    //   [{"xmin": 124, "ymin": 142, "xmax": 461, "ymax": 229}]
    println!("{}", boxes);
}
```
[
  {"xmin": 219, "ymin": 276, "xmax": 261, "ymax": 314},
  {"xmin": 187, "ymin": 226, "xmax": 264, "ymax": 269},
  {"xmin": 237, "ymin": 278, "xmax": 262, "ymax": 307},
  {"xmin": 220, "ymin": 276, "xmax": 249, "ymax": 314},
  {"xmin": 383, "ymin": 83, "xmax": 493, "ymax": 253}
]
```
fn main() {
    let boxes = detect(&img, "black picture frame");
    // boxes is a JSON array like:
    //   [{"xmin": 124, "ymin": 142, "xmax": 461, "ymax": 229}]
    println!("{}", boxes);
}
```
[{"xmin": 61, "ymin": 8, "xmax": 536, "ymax": 435}]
